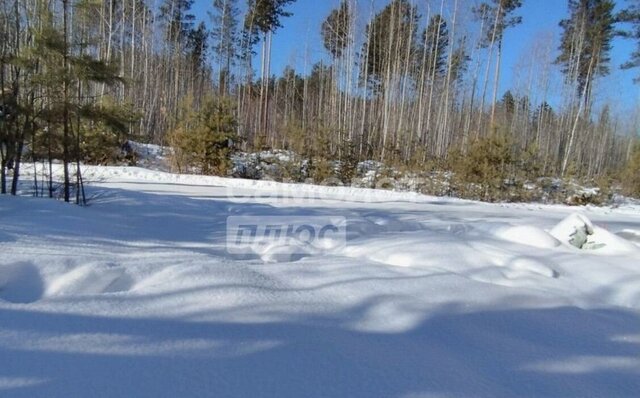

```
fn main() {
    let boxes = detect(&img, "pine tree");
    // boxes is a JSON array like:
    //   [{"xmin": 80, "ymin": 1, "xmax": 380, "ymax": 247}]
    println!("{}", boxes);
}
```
[
  {"xmin": 0, "ymin": 0, "xmax": 634, "ymax": 202},
  {"xmin": 501, "ymin": 90, "xmax": 515, "ymax": 115},
  {"xmin": 186, "ymin": 21, "xmax": 210, "ymax": 96},
  {"xmin": 159, "ymin": 0, "xmax": 196, "ymax": 46},
  {"xmin": 244, "ymin": 0, "xmax": 296, "ymax": 34},
  {"xmin": 556, "ymin": 0, "xmax": 615, "ymax": 175},
  {"xmin": 243, "ymin": 0, "xmax": 297, "ymax": 137},
  {"xmin": 210, "ymin": 0, "xmax": 240, "ymax": 95},
  {"xmin": 556, "ymin": 0, "xmax": 615, "ymax": 100},
  {"xmin": 449, "ymin": 38, "xmax": 470, "ymax": 85},
  {"xmin": 13, "ymin": 0, "xmax": 127, "ymax": 203},
  {"xmin": 321, "ymin": 0, "xmax": 351, "ymax": 59},
  {"xmin": 473, "ymin": 0, "xmax": 523, "ymax": 127},
  {"xmin": 422, "ymin": 14, "xmax": 449, "ymax": 78},
  {"xmin": 362, "ymin": 0, "xmax": 419, "ymax": 90},
  {"xmin": 617, "ymin": 0, "xmax": 640, "ymax": 82},
  {"xmin": 622, "ymin": 140, "xmax": 640, "ymax": 196},
  {"xmin": 168, "ymin": 96, "xmax": 237, "ymax": 175},
  {"xmin": 474, "ymin": 0, "xmax": 523, "ymax": 48}
]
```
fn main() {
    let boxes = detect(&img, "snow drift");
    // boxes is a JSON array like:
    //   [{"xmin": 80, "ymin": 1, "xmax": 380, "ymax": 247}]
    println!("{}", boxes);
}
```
[{"xmin": 1, "ymin": 165, "xmax": 640, "ymax": 397}]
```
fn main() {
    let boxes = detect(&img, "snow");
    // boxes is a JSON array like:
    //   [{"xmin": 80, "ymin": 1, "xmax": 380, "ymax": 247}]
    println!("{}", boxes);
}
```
[
  {"xmin": 549, "ymin": 213, "xmax": 640, "ymax": 254},
  {"xmin": 1, "ymin": 164, "xmax": 640, "ymax": 397},
  {"xmin": 550, "ymin": 213, "xmax": 595, "ymax": 248},
  {"xmin": 126, "ymin": 141, "xmax": 172, "ymax": 171},
  {"xmin": 126, "ymin": 141, "xmax": 634, "ymax": 206},
  {"xmin": 494, "ymin": 225, "xmax": 562, "ymax": 249}
]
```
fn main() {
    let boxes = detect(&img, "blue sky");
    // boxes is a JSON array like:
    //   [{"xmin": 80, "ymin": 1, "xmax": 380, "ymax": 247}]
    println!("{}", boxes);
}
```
[{"xmin": 192, "ymin": 0, "xmax": 640, "ymax": 111}]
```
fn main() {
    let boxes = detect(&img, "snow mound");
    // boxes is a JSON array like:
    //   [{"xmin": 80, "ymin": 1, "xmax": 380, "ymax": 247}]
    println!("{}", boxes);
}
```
[
  {"xmin": 257, "ymin": 243, "xmax": 315, "ymax": 263},
  {"xmin": 550, "ymin": 213, "xmax": 594, "ymax": 248},
  {"xmin": 1, "ymin": 262, "xmax": 133, "ymax": 303},
  {"xmin": 45, "ymin": 263, "xmax": 133, "ymax": 297},
  {"xmin": 589, "ymin": 226, "xmax": 640, "ymax": 255},
  {"xmin": 503, "ymin": 257, "xmax": 559, "ymax": 279},
  {"xmin": 495, "ymin": 225, "xmax": 562, "ymax": 249},
  {"xmin": 616, "ymin": 229, "xmax": 640, "ymax": 246},
  {"xmin": 242, "ymin": 232, "xmax": 347, "ymax": 263},
  {"xmin": 0, "ymin": 262, "xmax": 44, "ymax": 303},
  {"xmin": 550, "ymin": 213, "xmax": 639, "ymax": 254},
  {"xmin": 472, "ymin": 260, "xmax": 559, "ymax": 286}
]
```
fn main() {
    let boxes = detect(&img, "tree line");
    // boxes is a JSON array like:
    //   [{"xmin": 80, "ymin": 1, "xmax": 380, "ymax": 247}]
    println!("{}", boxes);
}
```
[{"xmin": 1, "ymin": 0, "xmax": 639, "ymax": 203}]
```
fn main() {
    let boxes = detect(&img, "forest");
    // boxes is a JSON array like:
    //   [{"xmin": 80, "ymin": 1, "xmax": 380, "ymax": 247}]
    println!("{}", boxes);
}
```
[{"xmin": 1, "ymin": 0, "xmax": 639, "ymax": 204}]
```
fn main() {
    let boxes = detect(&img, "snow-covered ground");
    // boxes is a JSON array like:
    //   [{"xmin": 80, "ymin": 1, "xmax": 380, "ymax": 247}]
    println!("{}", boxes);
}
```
[{"xmin": 1, "ymin": 165, "xmax": 640, "ymax": 397}]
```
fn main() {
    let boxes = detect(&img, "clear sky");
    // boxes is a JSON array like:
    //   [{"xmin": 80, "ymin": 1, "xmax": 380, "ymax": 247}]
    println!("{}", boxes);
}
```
[{"xmin": 192, "ymin": 0, "xmax": 640, "ymax": 112}]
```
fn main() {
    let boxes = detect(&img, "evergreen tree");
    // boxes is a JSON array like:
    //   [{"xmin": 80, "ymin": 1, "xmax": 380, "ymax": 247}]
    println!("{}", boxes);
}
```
[
  {"xmin": 210, "ymin": 0, "xmax": 240, "ymax": 95},
  {"xmin": 556, "ymin": 0, "xmax": 615, "ymax": 99},
  {"xmin": 556, "ymin": 0, "xmax": 615, "ymax": 176},
  {"xmin": 14, "ymin": 0, "xmax": 127, "ymax": 203},
  {"xmin": 617, "ymin": 0, "xmax": 640, "ymax": 82},
  {"xmin": 422, "ymin": 14, "xmax": 449, "ymax": 78},
  {"xmin": 474, "ymin": 0, "xmax": 523, "ymax": 48},
  {"xmin": 321, "ymin": 0, "xmax": 351, "ymax": 59},
  {"xmin": 501, "ymin": 90, "xmax": 515, "ymax": 115},
  {"xmin": 187, "ymin": 22, "xmax": 210, "ymax": 78},
  {"xmin": 0, "ymin": 0, "xmax": 635, "ymax": 202},
  {"xmin": 243, "ymin": 0, "xmax": 297, "ymax": 136},
  {"xmin": 362, "ymin": 0, "xmax": 419, "ymax": 90},
  {"xmin": 168, "ymin": 96, "xmax": 237, "ymax": 175},
  {"xmin": 243, "ymin": 0, "xmax": 297, "ymax": 51},
  {"xmin": 622, "ymin": 140, "xmax": 640, "ymax": 196},
  {"xmin": 449, "ymin": 38, "xmax": 470, "ymax": 85},
  {"xmin": 473, "ymin": 0, "xmax": 523, "ymax": 125},
  {"xmin": 244, "ymin": 0, "xmax": 296, "ymax": 36},
  {"xmin": 532, "ymin": 101, "xmax": 555, "ymax": 135},
  {"xmin": 159, "ymin": 0, "xmax": 196, "ymax": 46}
]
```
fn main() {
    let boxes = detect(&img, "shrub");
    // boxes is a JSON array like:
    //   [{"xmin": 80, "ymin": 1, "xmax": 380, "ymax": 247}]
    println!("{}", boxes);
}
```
[
  {"xmin": 447, "ymin": 134, "xmax": 546, "ymax": 202},
  {"xmin": 338, "ymin": 139, "xmax": 358, "ymax": 185},
  {"xmin": 81, "ymin": 123, "xmax": 121, "ymax": 164},
  {"xmin": 168, "ymin": 97, "xmax": 236, "ymax": 176},
  {"xmin": 622, "ymin": 142, "xmax": 640, "ymax": 198},
  {"xmin": 450, "ymin": 134, "xmax": 514, "ymax": 201},
  {"xmin": 309, "ymin": 157, "xmax": 335, "ymax": 184}
]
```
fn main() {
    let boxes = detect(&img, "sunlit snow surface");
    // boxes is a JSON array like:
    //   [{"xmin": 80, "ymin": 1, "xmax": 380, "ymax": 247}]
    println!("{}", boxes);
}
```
[{"xmin": 1, "ymin": 165, "xmax": 640, "ymax": 397}]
